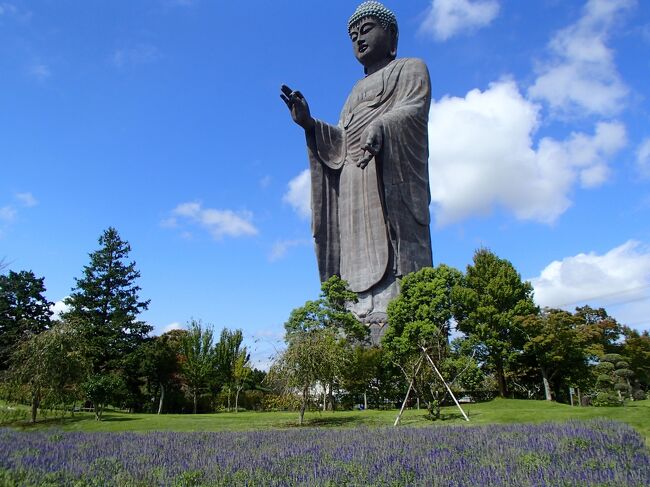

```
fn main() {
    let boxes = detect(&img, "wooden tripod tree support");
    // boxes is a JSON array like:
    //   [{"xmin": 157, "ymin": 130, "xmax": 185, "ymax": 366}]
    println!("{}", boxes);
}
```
[
  {"xmin": 421, "ymin": 347, "xmax": 469, "ymax": 422},
  {"xmin": 393, "ymin": 348, "xmax": 470, "ymax": 426}
]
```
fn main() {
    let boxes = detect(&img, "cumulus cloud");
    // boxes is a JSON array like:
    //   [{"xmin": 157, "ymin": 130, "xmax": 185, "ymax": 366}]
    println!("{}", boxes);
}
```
[
  {"xmin": 112, "ymin": 44, "xmax": 161, "ymax": 68},
  {"xmin": 428, "ymin": 80, "xmax": 626, "ymax": 226},
  {"xmin": 162, "ymin": 322, "xmax": 183, "ymax": 333},
  {"xmin": 528, "ymin": 0, "xmax": 633, "ymax": 116},
  {"xmin": 637, "ymin": 138, "xmax": 650, "ymax": 179},
  {"xmin": 163, "ymin": 201, "xmax": 258, "ymax": 240},
  {"xmin": 283, "ymin": 169, "xmax": 311, "ymax": 219},
  {"xmin": 531, "ymin": 241, "xmax": 650, "ymax": 329},
  {"xmin": 420, "ymin": 0, "xmax": 500, "ymax": 41},
  {"xmin": 269, "ymin": 239, "xmax": 311, "ymax": 262},
  {"xmin": 50, "ymin": 299, "xmax": 70, "ymax": 320}
]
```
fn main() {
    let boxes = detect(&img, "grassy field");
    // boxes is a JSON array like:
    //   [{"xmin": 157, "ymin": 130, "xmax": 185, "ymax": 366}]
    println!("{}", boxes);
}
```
[{"xmin": 4, "ymin": 398, "xmax": 650, "ymax": 444}]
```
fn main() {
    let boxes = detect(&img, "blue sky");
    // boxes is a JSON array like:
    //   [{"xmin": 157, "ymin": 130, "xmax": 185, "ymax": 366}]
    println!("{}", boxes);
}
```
[{"xmin": 1, "ymin": 0, "xmax": 649, "ymax": 369}]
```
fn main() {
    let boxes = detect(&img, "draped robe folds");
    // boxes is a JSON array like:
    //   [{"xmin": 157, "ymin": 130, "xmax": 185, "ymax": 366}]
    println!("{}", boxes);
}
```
[{"xmin": 306, "ymin": 58, "xmax": 432, "ymax": 308}]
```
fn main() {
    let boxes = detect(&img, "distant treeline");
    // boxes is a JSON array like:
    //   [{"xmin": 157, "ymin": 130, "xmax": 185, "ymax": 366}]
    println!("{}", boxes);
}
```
[{"xmin": 0, "ymin": 228, "xmax": 648, "ymax": 424}]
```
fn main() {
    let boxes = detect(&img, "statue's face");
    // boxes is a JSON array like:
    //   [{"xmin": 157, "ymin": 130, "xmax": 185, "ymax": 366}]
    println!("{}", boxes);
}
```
[{"xmin": 350, "ymin": 17, "xmax": 393, "ymax": 68}]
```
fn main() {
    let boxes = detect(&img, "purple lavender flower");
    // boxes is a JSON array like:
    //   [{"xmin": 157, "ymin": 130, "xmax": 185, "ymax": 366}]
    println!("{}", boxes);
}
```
[{"xmin": 0, "ymin": 420, "xmax": 647, "ymax": 486}]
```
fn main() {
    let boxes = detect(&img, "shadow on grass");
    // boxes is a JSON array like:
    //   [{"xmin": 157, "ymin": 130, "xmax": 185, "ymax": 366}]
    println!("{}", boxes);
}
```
[
  {"xmin": 5, "ymin": 412, "xmax": 139, "ymax": 430},
  {"xmin": 99, "ymin": 416, "xmax": 137, "ymax": 422},
  {"xmin": 279, "ymin": 416, "xmax": 360, "ymax": 428},
  {"xmin": 306, "ymin": 416, "xmax": 358, "ymax": 427},
  {"xmin": 411, "ymin": 409, "xmax": 476, "ymax": 423}
]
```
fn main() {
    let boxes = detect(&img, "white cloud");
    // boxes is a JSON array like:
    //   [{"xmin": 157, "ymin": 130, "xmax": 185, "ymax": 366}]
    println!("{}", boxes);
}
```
[
  {"xmin": 531, "ymin": 241, "xmax": 650, "ymax": 330},
  {"xmin": 269, "ymin": 239, "xmax": 310, "ymax": 262},
  {"xmin": 0, "ymin": 206, "xmax": 16, "ymax": 222},
  {"xmin": 163, "ymin": 322, "xmax": 183, "ymax": 333},
  {"xmin": 15, "ymin": 192, "xmax": 37, "ymax": 207},
  {"xmin": 50, "ymin": 299, "xmax": 70, "ymax": 320},
  {"xmin": 112, "ymin": 44, "xmax": 161, "ymax": 68},
  {"xmin": 420, "ymin": 0, "xmax": 500, "ymax": 41},
  {"xmin": 528, "ymin": 0, "xmax": 634, "ymax": 116},
  {"xmin": 164, "ymin": 201, "xmax": 258, "ymax": 240},
  {"xmin": 428, "ymin": 80, "xmax": 626, "ymax": 226},
  {"xmin": 637, "ymin": 138, "xmax": 650, "ymax": 179},
  {"xmin": 283, "ymin": 169, "xmax": 311, "ymax": 219}
]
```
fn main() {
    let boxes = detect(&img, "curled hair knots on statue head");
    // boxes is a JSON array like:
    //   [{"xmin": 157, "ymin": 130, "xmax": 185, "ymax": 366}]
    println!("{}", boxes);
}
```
[{"xmin": 348, "ymin": 1, "xmax": 399, "ymax": 38}]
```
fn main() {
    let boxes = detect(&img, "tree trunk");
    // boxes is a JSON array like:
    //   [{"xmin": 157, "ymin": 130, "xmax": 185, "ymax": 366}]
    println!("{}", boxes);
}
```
[
  {"xmin": 30, "ymin": 394, "xmax": 40, "ymax": 424},
  {"xmin": 193, "ymin": 390, "xmax": 198, "ymax": 414},
  {"xmin": 626, "ymin": 379, "xmax": 633, "ymax": 400},
  {"xmin": 495, "ymin": 360, "xmax": 508, "ymax": 397},
  {"xmin": 299, "ymin": 385, "xmax": 308, "ymax": 425},
  {"xmin": 363, "ymin": 391, "xmax": 368, "ymax": 411},
  {"xmin": 227, "ymin": 390, "xmax": 231, "ymax": 412},
  {"xmin": 541, "ymin": 367, "xmax": 553, "ymax": 401},
  {"xmin": 235, "ymin": 386, "xmax": 242, "ymax": 412},
  {"xmin": 157, "ymin": 383, "xmax": 165, "ymax": 414},
  {"xmin": 95, "ymin": 403, "xmax": 102, "ymax": 421}
]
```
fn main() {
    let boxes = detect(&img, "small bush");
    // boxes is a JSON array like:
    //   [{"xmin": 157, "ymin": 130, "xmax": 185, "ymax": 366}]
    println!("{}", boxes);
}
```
[{"xmin": 592, "ymin": 391, "xmax": 622, "ymax": 407}]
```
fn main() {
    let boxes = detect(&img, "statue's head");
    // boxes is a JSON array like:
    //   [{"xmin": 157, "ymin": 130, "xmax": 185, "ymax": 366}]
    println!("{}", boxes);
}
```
[{"xmin": 348, "ymin": 2, "xmax": 398, "ymax": 70}]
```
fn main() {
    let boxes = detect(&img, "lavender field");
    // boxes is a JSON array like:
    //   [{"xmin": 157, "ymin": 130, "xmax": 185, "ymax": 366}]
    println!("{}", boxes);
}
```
[{"xmin": 1, "ymin": 420, "xmax": 649, "ymax": 486}]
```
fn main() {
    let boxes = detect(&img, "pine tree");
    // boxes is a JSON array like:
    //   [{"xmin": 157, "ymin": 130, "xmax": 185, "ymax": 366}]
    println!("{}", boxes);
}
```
[
  {"xmin": 63, "ymin": 227, "xmax": 151, "ymax": 373},
  {"xmin": 0, "ymin": 270, "xmax": 53, "ymax": 369}
]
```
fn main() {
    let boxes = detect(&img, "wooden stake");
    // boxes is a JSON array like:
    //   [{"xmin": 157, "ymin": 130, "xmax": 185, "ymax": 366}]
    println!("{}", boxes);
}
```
[
  {"xmin": 422, "ymin": 347, "xmax": 469, "ymax": 422},
  {"xmin": 394, "ymin": 356, "xmax": 423, "ymax": 427}
]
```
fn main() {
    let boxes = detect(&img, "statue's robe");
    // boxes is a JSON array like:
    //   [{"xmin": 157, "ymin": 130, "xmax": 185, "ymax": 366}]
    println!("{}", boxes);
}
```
[{"xmin": 307, "ymin": 58, "xmax": 432, "ymax": 295}]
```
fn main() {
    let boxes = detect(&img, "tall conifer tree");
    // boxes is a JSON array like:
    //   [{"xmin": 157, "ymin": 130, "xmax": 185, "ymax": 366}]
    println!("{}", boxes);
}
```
[
  {"xmin": 63, "ymin": 227, "xmax": 151, "ymax": 373},
  {"xmin": 0, "ymin": 270, "xmax": 53, "ymax": 369}
]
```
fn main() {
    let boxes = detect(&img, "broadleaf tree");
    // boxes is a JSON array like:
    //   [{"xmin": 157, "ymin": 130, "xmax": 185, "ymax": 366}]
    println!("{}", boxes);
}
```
[
  {"xmin": 214, "ymin": 328, "xmax": 247, "ymax": 411},
  {"xmin": 9, "ymin": 321, "xmax": 87, "ymax": 423},
  {"xmin": 180, "ymin": 319, "xmax": 216, "ymax": 413},
  {"xmin": 384, "ymin": 265, "xmax": 465, "ymax": 419},
  {"xmin": 517, "ymin": 308, "xmax": 593, "ymax": 401},
  {"xmin": 270, "ymin": 327, "xmax": 345, "ymax": 425},
  {"xmin": 452, "ymin": 249, "xmax": 538, "ymax": 397},
  {"xmin": 283, "ymin": 276, "xmax": 366, "ymax": 411},
  {"xmin": 139, "ymin": 332, "xmax": 181, "ymax": 414}
]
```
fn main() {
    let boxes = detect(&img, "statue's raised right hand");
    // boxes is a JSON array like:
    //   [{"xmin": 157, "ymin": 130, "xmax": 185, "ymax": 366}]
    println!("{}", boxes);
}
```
[{"xmin": 281, "ymin": 84, "xmax": 315, "ymax": 132}]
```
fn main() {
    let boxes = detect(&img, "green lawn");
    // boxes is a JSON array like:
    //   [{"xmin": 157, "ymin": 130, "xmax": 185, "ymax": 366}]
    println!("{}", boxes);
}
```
[{"xmin": 3, "ymin": 399, "xmax": 649, "ymax": 444}]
